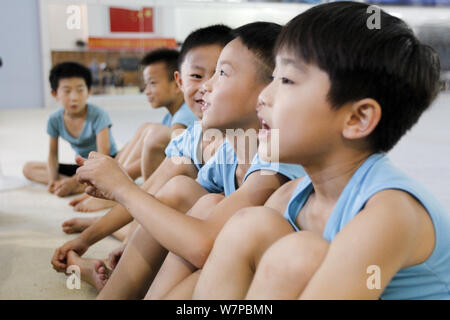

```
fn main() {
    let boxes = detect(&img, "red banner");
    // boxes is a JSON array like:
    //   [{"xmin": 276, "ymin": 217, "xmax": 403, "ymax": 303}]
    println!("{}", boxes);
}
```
[
  {"xmin": 88, "ymin": 37, "xmax": 177, "ymax": 51},
  {"xmin": 109, "ymin": 7, "xmax": 153, "ymax": 33}
]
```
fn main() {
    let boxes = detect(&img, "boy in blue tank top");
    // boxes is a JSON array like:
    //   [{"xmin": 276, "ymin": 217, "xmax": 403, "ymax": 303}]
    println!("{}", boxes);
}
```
[
  {"xmin": 191, "ymin": 2, "xmax": 448, "ymax": 300},
  {"xmin": 51, "ymin": 25, "xmax": 235, "ymax": 291},
  {"xmin": 70, "ymin": 22, "xmax": 305, "ymax": 299},
  {"xmin": 69, "ymin": 48, "xmax": 198, "ymax": 212},
  {"xmin": 22, "ymin": 62, "xmax": 118, "ymax": 197}
]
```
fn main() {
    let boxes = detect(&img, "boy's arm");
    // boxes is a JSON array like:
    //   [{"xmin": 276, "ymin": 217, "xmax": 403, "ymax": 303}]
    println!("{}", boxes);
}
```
[
  {"xmin": 78, "ymin": 155, "xmax": 289, "ymax": 268},
  {"xmin": 79, "ymin": 155, "xmax": 198, "ymax": 245},
  {"xmin": 47, "ymin": 137, "xmax": 59, "ymax": 183},
  {"xmin": 299, "ymin": 189, "xmax": 431, "ymax": 300},
  {"xmin": 52, "ymin": 155, "xmax": 199, "ymax": 272},
  {"xmin": 95, "ymin": 127, "xmax": 111, "ymax": 156}
]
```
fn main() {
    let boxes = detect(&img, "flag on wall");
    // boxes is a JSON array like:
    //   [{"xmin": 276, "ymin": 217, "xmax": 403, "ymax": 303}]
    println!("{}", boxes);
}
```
[{"xmin": 109, "ymin": 7, "xmax": 153, "ymax": 33}]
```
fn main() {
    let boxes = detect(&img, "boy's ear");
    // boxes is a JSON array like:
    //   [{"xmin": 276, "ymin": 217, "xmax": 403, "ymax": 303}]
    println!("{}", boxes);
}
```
[
  {"xmin": 51, "ymin": 90, "xmax": 57, "ymax": 98},
  {"xmin": 342, "ymin": 98, "xmax": 381, "ymax": 140},
  {"xmin": 174, "ymin": 71, "xmax": 183, "ymax": 92}
]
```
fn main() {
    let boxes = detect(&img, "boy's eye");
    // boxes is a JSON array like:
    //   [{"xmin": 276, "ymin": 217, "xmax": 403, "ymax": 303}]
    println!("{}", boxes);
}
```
[
  {"xmin": 220, "ymin": 70, "xmax": 226, "ymax": 76},
  {"xmin": 191, "ymin": 74, "xmax": 202, "ymax": 79},
  {"xmin": 281, "ymin": 77, "xmax": 294, "ymax": 85}
]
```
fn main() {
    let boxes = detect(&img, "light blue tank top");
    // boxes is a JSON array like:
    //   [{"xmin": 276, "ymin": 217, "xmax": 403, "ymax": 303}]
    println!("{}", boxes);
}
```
[
  {"xmin": 283, "ymin": 153, "xmax": 450, "ymax": 300},
  {"xmin": 197, "ymin": 140, "xmax": 306, "ymax": 196},
  {"xmin": 47, "ymin": 104, "xmax": 118, "ymax": 158},
  {"xmin": 164, "ymin": 121, "xmax": 203, "ymax": 171},
  {"xmin": 161, "ymin": 103, "xmax": 198, "ymax": 128}
]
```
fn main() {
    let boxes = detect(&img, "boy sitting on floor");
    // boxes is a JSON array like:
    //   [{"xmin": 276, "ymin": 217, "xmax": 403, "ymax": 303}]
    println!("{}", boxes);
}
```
[
  {"xmin": 23, "ymin": 62, "xmax": 118, "ymax": 197},
  {"xmin": 189, "ymin": 2, "xmax": 449, "ymax": 300}
]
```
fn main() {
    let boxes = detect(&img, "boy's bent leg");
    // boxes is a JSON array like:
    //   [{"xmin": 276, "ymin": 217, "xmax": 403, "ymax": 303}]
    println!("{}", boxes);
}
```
[
  {"xmin": 22, "ymin": 161, "xmax": 49, "ymax": 184},
  {"xmin": 145, "ymin": 194, "xmax": 224, "ymax": 300},
  {"xmin": 140, "ymin": 123, "xmax": 172, "ymax": 180},
  {"xmin": 97, "ymin": 176, "xmax": 208, "ymax": 299},
  {"xmin": 97, "ymin": 224, "xmax": 167, "ymax": 300},
  {"xmin": 115, "ymin": 123, "xmax": 151, "ymax": 164},
  {"xmin": 246, "ymin": 231, "xmax": 329, "ymax": 300},
  {"xmin": 192, "ymin": 207, "xmax": 293, "ymax": 300},
  {"xmin": 162, "ymin": 270, "xmax": 202, "ymax": 300}
]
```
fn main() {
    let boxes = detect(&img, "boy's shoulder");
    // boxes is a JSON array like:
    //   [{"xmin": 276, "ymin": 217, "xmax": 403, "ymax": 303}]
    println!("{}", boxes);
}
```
[
  {"xmin": 264, "ymin": 178, "xmax": 303, "ymax": 215},
  {"xmin": 48, "ymin": 107, "xmax": 64, "ymax": 122},
  {"xmin": 87, "ymin": 103, "xmax": 106, "ymax": 115}
]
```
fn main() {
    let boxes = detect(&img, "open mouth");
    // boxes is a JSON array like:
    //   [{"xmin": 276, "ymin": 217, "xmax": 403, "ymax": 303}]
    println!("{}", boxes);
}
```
[
  {"xmin": 195, "ymin": 98, "xmax": 204, "ymax": 108},
  {"xmin": 200, "ymin": 100, "xmax": 210, "ymax": 112},
  {"xmin": 258, "ymin": 118, "xmax": 272, "ymax": 140}
]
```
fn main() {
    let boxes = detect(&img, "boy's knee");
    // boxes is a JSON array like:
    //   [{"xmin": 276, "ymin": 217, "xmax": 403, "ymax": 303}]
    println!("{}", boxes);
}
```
[
  {"xmin": 260, "ymin": 232, "xmax": 329, "ymax": 277},
  {"xmin": 193, "ymin": 193, "xmax": 224, "ymax": 210},
  {"xmin": 137, "ymin": 122, "xmax": 151, "ymax": 135},
  {"xmin": 187, "ymin": 193, "xmax": 224, "ymax": 220},
  {"xmin": 143, "ymin": 124, "xmax": 170, "ymax": 151},
  {"xmin": 22, "ymin": 162, "xmax": 34, "ymax": 179},
  {"xmin": 155, "ymin": 175, "xmax": 196, "ymax": 210},
  {"xmin": 220, "ymin": 207, "xmax": 281, "ymax": 243}
]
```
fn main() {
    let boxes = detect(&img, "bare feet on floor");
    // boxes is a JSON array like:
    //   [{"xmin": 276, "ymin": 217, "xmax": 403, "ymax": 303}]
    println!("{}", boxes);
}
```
[
  {"xmin": 72, "ymin": 196, "xmax": 116, "ymax": 212},
  {"xmin": 62, "ymin": 217, "xmax": 99, "ymax": 234},
  {"xmin": 66, "ymin": 251, "xmax": 111, "ymax": 292},
  {"xmin": 69, "ymin": 193, "xmax": 89, "ymax": 207}
]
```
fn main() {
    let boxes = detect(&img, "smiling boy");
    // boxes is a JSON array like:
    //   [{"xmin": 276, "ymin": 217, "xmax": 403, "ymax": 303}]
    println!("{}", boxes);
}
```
[
  {"xmin": 72, "ymin": 22, "xmax": 305, "ymax": 300},
  {"xmin": 190, "ymin": 2, "xmax": 449, "ymax": 300},
  {"xmin": 51, "ymin": 25, "xmax": 234, "ymax": 292}
]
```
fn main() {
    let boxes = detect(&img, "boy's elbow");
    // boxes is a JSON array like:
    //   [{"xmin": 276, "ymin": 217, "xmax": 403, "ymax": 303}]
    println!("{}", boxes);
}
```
[{"xmin": 190, "ymin": 237, "xmax": 215, "ymax": 269}]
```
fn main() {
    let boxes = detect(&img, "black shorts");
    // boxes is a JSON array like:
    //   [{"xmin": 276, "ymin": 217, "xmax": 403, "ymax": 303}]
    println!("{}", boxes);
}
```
[
  {"xmin": 58, "ymin": 163, "xmax": 80, "ymax": 177},
  {"xmin": 58, "ymin": 153, "xmax": 117, "ymax": 177}
]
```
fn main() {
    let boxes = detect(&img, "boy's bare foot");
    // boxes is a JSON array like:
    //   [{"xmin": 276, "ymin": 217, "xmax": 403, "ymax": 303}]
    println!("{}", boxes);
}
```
[
  {"xmin": 66, "ymin": 250, "xmax": 111, "ymax": 292},
  {"xmin": 62, "ymin": 217, "xmax": 99, "ymax": 234},
  {"xmin": 73, "ymin": 197, "xmax": 116, "ymax": 212},
  {"xmin": 69, "ymin": 193, "xmax": 89, "ymax": 207},
  {"xmin": 55, "ymin": 178, "xmax": 85, "ymax": 197}
]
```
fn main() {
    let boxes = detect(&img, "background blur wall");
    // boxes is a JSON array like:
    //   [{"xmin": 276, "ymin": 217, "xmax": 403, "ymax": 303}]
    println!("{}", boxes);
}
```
[{"xmin": 0, "ymin": 0, "xmax": 44, "ymax": 109}]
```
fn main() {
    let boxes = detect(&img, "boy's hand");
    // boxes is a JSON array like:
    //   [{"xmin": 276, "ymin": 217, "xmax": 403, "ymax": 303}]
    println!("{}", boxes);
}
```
[
  {"xmin": 51, "ymin": 237, "xmax": 89, "ymax": 273},
  {"xmin": 75, "ymin": 152, "xmax": 134, "ymax": 202}
]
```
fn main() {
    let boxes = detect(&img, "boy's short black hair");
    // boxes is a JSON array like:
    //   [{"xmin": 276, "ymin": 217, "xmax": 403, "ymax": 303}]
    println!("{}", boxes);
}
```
[
  {"xmin": 49, "ymin": 62, "xmax": 92, "ymax": 92},
  {"xmin": 178, "ymin": 24, "xmax": 234, "ymax": 70},
  {"xmin": 140, "ymin": 48, "xmax": 179, "ymax": 81},
  {"xmin": 232, "ymin": 22, "xmax": 282, "ymax": 83},
  {"xmin": 276, "ymin": 1, "xmax": 441, "ymax": 152}
]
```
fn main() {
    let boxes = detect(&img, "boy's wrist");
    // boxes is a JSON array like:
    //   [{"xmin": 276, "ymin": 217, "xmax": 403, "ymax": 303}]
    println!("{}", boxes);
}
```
[{"xmin": 115, "ymin": 181, "xmax": 141, "ymax": 207}]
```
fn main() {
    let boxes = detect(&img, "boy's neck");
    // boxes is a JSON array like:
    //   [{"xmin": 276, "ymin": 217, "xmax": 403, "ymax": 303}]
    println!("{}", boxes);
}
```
[
  {"xmin": 225, "ymin": 116, "xmax": 261, "ymax": 165},
  {"xmin": 165, "ymin": 95, "xmax": 185, "ymax": 116},
  {"xmin": 302, "ymin": 149, "xmax": 374, "ymax": 205},
  {"xmin": 64, "ymin": 104, "xmax": 88, "ymax": 119}
]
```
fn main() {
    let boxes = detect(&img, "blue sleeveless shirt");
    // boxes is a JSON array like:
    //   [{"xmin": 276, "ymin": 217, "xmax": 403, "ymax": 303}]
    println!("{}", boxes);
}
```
[
  {"xmin": 283, "ymin": 153, "xmax": 450, "ymax": 300},
  {"xmin": 164, "ymin": 122, "xmax": 203, "ymax": 171},
  {"xmin": 197, "ymin": 140, "xmax": 305, "ymax": 196}
]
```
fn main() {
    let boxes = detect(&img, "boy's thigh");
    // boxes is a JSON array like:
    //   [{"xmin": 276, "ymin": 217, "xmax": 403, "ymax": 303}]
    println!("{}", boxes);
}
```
[
  {"xmin": 187, "ymin": 193, "xmax": 224, "ymax": 220},
  {"xmin": 143, "ymin": 123, "xmax": 173, "ymax": 148},
  {"xmin": 155, "ymin": 175, "xmax": 209, "ymax": 213}
]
